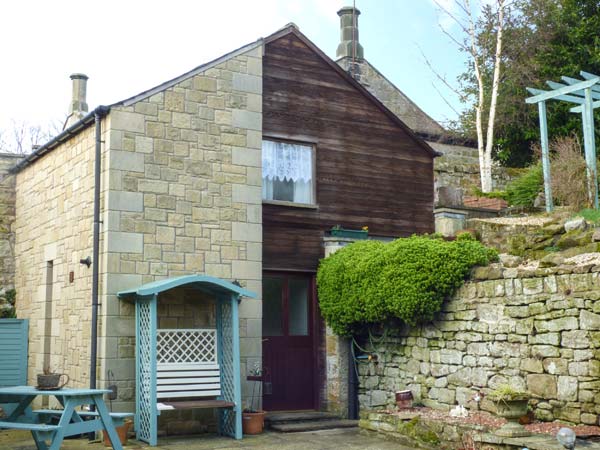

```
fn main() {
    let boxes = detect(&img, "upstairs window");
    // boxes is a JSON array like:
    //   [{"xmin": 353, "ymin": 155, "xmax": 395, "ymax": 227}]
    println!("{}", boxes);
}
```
[{"xmin": 262, "ymin": 140, "xmax": 314, "ymax": 205}]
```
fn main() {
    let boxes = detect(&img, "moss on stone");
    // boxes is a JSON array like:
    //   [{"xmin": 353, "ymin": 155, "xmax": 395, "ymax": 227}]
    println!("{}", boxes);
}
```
[
  {"xmin": 508, "ymin": 234, "xmax": 528, "ymax": 256},
  {"xmin": 556, "ymin": 229, "xmax": 593, "ymax": 250},
  {"xmin": 397, "ymin": 417, "xmax": 440, "ymax": 446}
]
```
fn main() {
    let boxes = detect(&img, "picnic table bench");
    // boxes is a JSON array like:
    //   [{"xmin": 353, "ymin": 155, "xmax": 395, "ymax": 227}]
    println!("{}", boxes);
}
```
[{"xmin": 0, "ymin": 386, "xmax": 130, "ymax": 450}]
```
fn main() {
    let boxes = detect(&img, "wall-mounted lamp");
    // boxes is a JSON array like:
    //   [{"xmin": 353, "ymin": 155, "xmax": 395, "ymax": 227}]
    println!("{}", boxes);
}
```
[{"xmin": 79, "ymin": 256, "xmax": 92, "ymax": 268}]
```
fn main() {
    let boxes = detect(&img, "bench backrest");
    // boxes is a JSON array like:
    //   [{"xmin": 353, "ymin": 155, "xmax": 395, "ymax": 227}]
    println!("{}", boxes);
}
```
[{"xmin": 156, "ymin": 363, "xmax": 221, "ymax": 399}]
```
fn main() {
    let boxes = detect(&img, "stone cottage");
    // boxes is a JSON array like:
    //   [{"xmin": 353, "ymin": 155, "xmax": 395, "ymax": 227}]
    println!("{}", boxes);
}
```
[{"xmin": 7, "ymin": 11, "xmax": 439, "ymax": 430}]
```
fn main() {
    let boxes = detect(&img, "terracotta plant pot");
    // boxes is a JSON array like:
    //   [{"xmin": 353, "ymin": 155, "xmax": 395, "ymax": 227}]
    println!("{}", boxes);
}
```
[
  {"xmin": 103, "ymin": 420, "xmax": 132, "ymax": 447},
  {"xmin": 242, "ymin": 410, "xmax": 265, "ymax": 435},
  {"xmin": 395, "ymin": 390, "xmax": 413, "ymax": 409}
]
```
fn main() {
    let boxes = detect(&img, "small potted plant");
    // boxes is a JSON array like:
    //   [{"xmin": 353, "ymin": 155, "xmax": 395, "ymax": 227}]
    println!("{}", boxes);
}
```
[
  {"xmin": 243, "ymin": 362, "xmax": 265, "ymax": 435},
  {"xmin": 37, "ymin": 365, "xmax": 69, "ymax": 390},
  {"xmin": 330, "ymin": 225, "xmax": 369, "ymax": 239},
  {"xmin": 488, "ymin": 384, "xmax": 530, "ymax": 437}
]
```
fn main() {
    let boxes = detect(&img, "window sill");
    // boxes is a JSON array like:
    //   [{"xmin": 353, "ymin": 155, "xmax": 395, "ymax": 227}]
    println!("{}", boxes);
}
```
[{"xmin": 262, "ymin": 200, "xmax": 319, "ymax": 210}]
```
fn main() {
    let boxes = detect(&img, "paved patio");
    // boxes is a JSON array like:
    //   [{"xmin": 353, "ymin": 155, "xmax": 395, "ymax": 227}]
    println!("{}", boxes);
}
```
[{"xmin": 0, "ymin": 428, "xmax": 415, "ymax": 450}]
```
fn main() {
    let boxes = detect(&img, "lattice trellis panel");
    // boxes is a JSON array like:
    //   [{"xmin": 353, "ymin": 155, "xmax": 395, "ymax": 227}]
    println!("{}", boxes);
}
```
[
  {"xmin": 157, "ymin": 329, "xmax": 217, "ymax": 364},
  {"xmin": 137, "ymin": 300, "xmax": 153, "ymax": 444},
  {"xmin": 219, "ymin": 300, "xmax": 236, "ymax": 437}
]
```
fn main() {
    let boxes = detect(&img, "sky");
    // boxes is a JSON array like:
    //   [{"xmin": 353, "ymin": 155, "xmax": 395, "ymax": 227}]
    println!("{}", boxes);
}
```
[{"xmin": 0, "ymin": 0, "xmax": 469, "ymax": 141}]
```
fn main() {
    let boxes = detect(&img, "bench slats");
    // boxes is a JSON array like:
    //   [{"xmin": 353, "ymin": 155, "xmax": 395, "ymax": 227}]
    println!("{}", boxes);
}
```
[
  {"xmin": 157, "ymin": 400, "xmax": 234, "ymax": 410},
  {"xmin": 0, "ymin": 421, "xmax": 59, "ymax": 432},
  {"xmin": 157, "ymin": 377, "xmax": 220, "ymax": 385},
  {"xmin": 158, "ymin": 370, "xmax": 220, "ymax": 378},
  {"xmin": 157, "ymin": 363, "xmax": 218, "ymax": 371},
  {"xmin": 157, "ymin": 389, "xmax": 221, "ymax": 399},
  {"xmin": 158, "ymin": 383, "xmax": 221, "ymax": 392}
]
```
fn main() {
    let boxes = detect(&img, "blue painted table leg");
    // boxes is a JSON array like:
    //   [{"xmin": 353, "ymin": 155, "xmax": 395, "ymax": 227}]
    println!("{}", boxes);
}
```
[
  {"xmin": 94, "ymin": 395, "xmax": 124, "ymax": 450},
  {"xmin": 7, "ymin": 395, "xmax": 35, "ymax": 421},
  {"xmin": 30, "ymin": 430, "xmax": 49, "ymax": 450},
  {"xmin": 48, "ymin": 399, "xmax": 77, "ymax": 450}
]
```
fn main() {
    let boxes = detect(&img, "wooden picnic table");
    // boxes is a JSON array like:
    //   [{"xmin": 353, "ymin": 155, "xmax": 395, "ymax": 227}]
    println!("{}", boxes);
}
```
[{"xmin": 0, "ymin": 386, "xmax": 125, "ymax": 450}]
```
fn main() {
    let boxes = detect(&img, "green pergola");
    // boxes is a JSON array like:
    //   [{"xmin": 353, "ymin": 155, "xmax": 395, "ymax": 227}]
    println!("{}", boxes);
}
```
[{"xmin": 526, "ymin": 71, "xmax": 600, "ymax": 212}]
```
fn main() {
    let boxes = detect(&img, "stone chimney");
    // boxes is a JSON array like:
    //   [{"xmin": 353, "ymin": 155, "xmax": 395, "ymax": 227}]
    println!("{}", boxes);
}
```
[
  {"xmin": 65, "ymin": 73, "xmax": 89, "ymax": 128},
  {"xmin": 336, "ymin": 6, "xmax": 364, "ymax": 60}
]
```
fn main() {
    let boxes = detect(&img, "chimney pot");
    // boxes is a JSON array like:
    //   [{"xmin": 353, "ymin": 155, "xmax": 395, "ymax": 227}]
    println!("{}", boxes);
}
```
[
  {"xmin": 65, "ymin": 73, "xmax": 89, "ymax": 128},
  {"xmin": 336, "ymin": 6, "xmax": 364, "ymax": 60}
]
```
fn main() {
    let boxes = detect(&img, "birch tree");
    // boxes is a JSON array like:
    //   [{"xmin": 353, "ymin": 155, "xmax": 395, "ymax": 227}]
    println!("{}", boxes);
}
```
[{"xmin": 434, "ymin": 0, "xmax": 507, "ymax": 192}]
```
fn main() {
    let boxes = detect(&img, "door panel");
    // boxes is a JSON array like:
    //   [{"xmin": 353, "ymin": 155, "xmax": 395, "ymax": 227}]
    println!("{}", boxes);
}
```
[{"xmin": 262, "ymin": 273, "xmax": 316, "ymax": 411}]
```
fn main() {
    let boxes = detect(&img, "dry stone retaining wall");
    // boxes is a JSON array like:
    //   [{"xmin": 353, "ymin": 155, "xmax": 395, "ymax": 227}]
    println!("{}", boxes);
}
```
[{"xmin": 359, "ymin": 263, "xmax": 600, "ymax": 425}]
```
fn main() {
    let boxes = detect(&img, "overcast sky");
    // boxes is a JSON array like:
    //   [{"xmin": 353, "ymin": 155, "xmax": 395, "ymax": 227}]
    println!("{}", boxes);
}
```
[{"xmin": 0, "ymin": 0, "xmax": 468, "ymax": 136}]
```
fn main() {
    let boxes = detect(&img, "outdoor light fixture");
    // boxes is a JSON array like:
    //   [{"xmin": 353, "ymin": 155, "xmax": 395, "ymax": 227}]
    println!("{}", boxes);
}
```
[
  {"xmin": 79, "ymin": 256, "xmax": 92, "ymax": 268},
  {"xmin": 556, "ymin": 427, "xmax": 576, "ymax": 449}
]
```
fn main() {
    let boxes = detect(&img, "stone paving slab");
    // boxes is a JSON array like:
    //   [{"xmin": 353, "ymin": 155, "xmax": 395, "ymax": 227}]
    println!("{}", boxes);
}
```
[{"xmin": 0, "ymin": 428, "xmax": 415, "ymax": 450}]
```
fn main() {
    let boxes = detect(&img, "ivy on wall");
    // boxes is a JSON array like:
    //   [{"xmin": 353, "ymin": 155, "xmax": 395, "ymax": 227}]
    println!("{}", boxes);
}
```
[{"xmin": 317, "ymin": 234, "xmax": 497, "ymax": 336}]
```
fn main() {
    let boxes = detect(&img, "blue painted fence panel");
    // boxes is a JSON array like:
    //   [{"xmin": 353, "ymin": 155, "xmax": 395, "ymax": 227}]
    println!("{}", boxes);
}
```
[{"xmin": 0, "ymin": 319, "xmax": 29, "ymax": 387}]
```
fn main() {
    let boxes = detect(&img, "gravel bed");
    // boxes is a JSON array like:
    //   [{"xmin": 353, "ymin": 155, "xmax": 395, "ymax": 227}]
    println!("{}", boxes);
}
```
[{"xmin": 473, "ymin": 216, "xmax": 555, "ymax": 226}]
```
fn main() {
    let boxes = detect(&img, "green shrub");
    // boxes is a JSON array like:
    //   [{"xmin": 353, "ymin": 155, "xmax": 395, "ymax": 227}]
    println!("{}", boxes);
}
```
[
  {"xmin": 577, "ymin": 208, "xmax": 600, "ymax": 224},
  {"xmin": 471, "ymin": 187, "xmax": 508, "ymax": 200},
  {"xmin": 317, "ymin": 234, "xmax": 497, "ymax": 336},
  {"xmin": 505, "ymin": 163, "xmax": 543, "ymax": 207}
]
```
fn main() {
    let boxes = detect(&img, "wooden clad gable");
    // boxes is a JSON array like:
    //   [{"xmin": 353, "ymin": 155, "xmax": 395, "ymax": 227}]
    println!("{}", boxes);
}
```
[{"xmin": 263, "ymin": 29, "xmax": 434, "ymax": 271}]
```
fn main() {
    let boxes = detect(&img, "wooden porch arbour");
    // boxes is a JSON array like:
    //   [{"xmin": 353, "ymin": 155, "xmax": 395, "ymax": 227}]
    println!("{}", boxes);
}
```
[
  {"xmin": 117, "ymin": 275, "xmax": 256, "ymax": 445},
  {"xmin": 526, "ymin": 71, "xmax": 600, "ymax": 212}
]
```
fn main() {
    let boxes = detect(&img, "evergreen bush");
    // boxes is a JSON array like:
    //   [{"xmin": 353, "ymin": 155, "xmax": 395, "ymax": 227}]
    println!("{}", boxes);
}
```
[{"xmin": 317, "ymin": 234, "xmax": 497, "ymax": 336}]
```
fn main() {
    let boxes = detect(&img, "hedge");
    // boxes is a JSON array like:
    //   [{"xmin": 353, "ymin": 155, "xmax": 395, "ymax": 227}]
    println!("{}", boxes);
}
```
[{"xmin": 317, "ymin": 234, "xmax": 497, "ymax": 336}]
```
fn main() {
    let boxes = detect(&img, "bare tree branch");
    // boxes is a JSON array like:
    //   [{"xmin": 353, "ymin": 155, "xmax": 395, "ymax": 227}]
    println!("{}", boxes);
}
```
[{"xmin": 417, "ymin": 44, "xmax": 469, "ymax": 102}]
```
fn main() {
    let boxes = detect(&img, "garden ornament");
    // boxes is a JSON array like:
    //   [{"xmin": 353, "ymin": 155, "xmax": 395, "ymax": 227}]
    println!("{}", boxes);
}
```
[
  {"xmin": 556, "ymin": 427, "xmax": 576, "ymax": 449},
  {"xmin": 449, "ymin": 405, "xmax": 468, "ymax": 418}
]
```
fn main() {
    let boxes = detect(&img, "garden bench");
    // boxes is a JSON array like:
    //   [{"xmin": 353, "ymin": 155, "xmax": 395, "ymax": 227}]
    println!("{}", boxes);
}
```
[
  {"xmin": 33, "ymin": 409, "xmax": 134, "ymax": 427},
  {"xmin": 117, "ymin": 276, "xmax": 257, "ymax": 444},
  {"xmin": 156, "ymin": 362, "xmax": 234, "ymax": 410}
]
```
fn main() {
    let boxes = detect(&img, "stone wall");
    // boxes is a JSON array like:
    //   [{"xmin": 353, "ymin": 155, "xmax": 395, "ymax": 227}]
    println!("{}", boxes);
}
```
[
  {"xmin": 0, "ymin": 153, "xmax": 20, "ymax": 317},
  {"xmin": 14, "ymin": 124, "xmax": 105, "ymax": 392},
  {"xmin": 358, "ymin": 262, "xmax": 600, "ymax": 425},
  {"xmin": 100, "ymin": 43, "xmax": 264, "ymax": 411}
]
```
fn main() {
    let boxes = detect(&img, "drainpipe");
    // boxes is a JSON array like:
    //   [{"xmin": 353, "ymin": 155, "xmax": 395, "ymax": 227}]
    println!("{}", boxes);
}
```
[
  {"xmin": 90, "ymin": 105, "xmax": 109, "ymax": 391},
  {"xmin": 348, "ymin": 339, "xmax": 359, "ymax": 419}
]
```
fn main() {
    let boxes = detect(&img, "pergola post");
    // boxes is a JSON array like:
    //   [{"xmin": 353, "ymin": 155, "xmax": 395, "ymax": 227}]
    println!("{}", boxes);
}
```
[
  {"xmin": 583, "ymin": 88, "xmax": 599, "ymax": 209},
  {"xmin": 134, "ymin": 294, "xmax": 158, "ymax": 446},
  {"xmin": 538, "ymin": 101, "xmax": 553, "ymax": 212},
  {"xmin": 230, "ymin": 293, "xmax": 242, "ymax": 439}
]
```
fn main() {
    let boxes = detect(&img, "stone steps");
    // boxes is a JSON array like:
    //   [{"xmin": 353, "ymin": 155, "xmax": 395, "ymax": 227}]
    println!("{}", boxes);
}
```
[
  {"xmin": 269, "ymin": 419, "xmax": 359, "ymax": 433},
  {"xmin": 265, "ymin": 411, "xmax": 358, "ymax": 432}
]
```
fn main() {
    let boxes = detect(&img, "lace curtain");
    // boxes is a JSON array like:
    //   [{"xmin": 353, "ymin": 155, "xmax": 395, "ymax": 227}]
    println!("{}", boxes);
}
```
[{"xmin": 262, "ymin": 140, "xmax": 313, "ymax": 203}]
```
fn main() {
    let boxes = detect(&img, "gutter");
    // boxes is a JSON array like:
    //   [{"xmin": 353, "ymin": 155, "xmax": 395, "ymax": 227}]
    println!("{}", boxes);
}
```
[{"xmin": 10, "ymin": 106, "xmax": 108, "ymax": 173}]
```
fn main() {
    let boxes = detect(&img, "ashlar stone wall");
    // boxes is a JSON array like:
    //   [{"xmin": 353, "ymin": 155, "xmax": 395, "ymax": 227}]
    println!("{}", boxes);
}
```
[
  {"xmin": 14, "ymin": 123, "xmax": 108, "ymax": 389},
  {"xmin": 359, "ymin": 263, "xmax": 600, "ymax": 425},
  {"xmin": 100, "ymin": 44, "xmax": 264, "ymax": 411}
]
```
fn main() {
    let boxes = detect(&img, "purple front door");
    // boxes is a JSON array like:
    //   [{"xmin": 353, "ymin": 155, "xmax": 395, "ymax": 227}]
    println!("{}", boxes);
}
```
[{"xmin": 262, "ymin": 272, "xmax": 317, "ymax": 411}]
